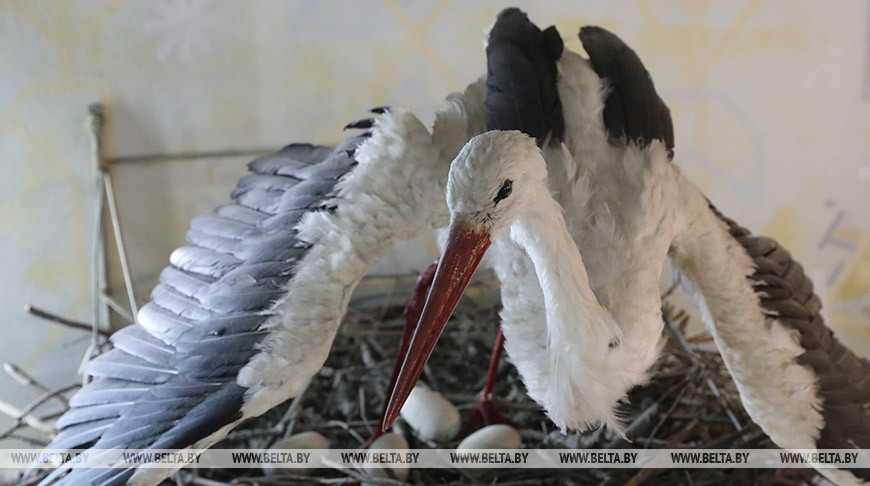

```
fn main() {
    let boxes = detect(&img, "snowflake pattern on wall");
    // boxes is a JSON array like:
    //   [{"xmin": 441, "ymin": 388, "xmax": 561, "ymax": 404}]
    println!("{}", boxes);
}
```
[{"xmin": 143, "ymin": 0, "xmax": 215, "ymax": 63}]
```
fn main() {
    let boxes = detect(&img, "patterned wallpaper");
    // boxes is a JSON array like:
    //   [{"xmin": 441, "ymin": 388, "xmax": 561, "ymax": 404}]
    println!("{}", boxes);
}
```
[{"xmin": 1, "ymin": 0, "xmax": 869, "ymax": 442}]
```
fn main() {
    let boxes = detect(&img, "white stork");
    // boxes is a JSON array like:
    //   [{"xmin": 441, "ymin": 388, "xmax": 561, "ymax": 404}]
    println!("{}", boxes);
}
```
[{"xmin": 381, "ymin": 14, "xmax": 870, "ymax": 486}]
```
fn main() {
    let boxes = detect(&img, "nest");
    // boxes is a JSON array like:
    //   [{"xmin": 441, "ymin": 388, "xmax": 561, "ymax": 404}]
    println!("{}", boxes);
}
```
[{"xmin": 7, "ymin": 274, "xmax": 821, "ymax": 486}]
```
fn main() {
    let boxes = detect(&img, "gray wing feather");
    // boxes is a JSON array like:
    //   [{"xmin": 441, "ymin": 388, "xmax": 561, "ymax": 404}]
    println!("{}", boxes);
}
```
[
  {"xmin": 257, "ymin": 210, "xmax": 308, "ymax": 233},
  {"xmin": 55, "ymin": 403, "xmax": 131, "ymax": 429},
  {"xmin": 234, "ymin": 174, "xmax": 302, "ymax": 194},
  {"xmin": 68, "ymin": 380, "xmax": 148, "ymax": 408},
  {"xmin": 196, "ymin": 287, "xmax": 285, "ymax": 314},
  {"xmin": 234, "ymin": 188, "xmax": 285, "ymax": 214},
  {"xmin": 214, "ymin": 203, "xmax": 269, "ymax": 225},
  {"xmin": 185, "ymin": 229, "xmax": 240, "ymax": 254},
  {"xmin": 158, "ymin": 266, "xmax": 212, "ymax": 299},
  {"xmin": 109, "ymin": 325, "xmax": 173, "ymax": 363},
  {"xmin": 148, "ymin": 285, "xmax": 214, "ymax": 321},
  {"xmin": 47, "ymin": 419, "xmax": 114, "ymax": 451},
  {"xmin": 217, "ymin": 260, "xmax": 296, "ymax": 284},
  {"xmin": 169, "ymin": 246, "xmax": 242, "ymax": 278},
  {"xmin": 233, "ymin": 234, "xmax": 309, "ymax": 264},
  {"xmin": 189, "ymin": 214, "xmax": 256, "ymax": 239},
  {"xmin": 137, "ymin": 303, "xmax": 195, "ymax": 342},
  {"xmin": 248, "ymin": 142, "xmax": 333, "ymax": 174},
  {"xmin": 44, "ymin": 126, "xmax": 374, "ymax": 485},
  {"xmin": 83, "ymin": 350, "xmax": 176, "ymax": 383}
]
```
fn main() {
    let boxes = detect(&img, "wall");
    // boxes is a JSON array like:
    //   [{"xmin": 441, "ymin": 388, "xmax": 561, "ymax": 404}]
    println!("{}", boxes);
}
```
[{"xmin": 1, "ymin": 0, "xmax": 869, "ymax": 444}]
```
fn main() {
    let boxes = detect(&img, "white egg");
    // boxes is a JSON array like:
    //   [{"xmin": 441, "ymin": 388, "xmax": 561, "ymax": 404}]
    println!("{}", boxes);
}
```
[
  {"xmin": 399, "ymin": 384, "xmax": 461, "ymax": 442},
  {"xmin": 262, "ymin": 431, "xmax": 329, "ymax": 475},
  {"xmin": 273, "ymin": 431, "xmax": 330, "ymax": 450},
  {"xmin": 456, "ymin": 424, "xmax": 522, "ymax": 479},
  {"xmin": 457, "ymin": 424, "xmax": 522, "ymax": 450},
  {"xmin": 364, "ymin": 432, "xmax": 411, "ymax": 482}
]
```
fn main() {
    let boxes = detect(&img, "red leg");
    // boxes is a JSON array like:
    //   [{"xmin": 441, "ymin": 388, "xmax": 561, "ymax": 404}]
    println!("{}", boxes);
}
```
[
  {"xmin": 482, "ymin": 327, "xmax": 506, "ymax": 401},
  {"xmin": 362, "ymin": 261, "xmax": 439, "ymax": 449},
  {"xmin": 457, "ymin": 327, "xmax": 516, "ymax": 438}
]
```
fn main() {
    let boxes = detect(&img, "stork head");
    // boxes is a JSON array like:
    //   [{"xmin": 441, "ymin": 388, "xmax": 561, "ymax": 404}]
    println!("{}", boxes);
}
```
[
  {"xmin": 446, "ymin": 130, "xmax": 547, "ymax": 238},
  {"xmin": 382, "ymin": 131, "xmax": 546, "ymax": 431}
]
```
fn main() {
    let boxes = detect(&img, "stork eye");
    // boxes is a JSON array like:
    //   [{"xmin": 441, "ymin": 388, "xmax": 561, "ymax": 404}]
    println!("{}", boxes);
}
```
[{"xmin": 494, "ymin": 179, "xmax": 513, "ymax": 205}]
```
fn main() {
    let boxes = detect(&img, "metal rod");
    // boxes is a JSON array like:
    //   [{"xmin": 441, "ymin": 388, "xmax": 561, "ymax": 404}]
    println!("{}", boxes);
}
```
[
  {"xmin": 84, "ymin": 104, "xmax": 109, "ymax": 384},
  {"xmin": 100, "ymin": 292, "xmax": 134, "ymax": 323},
  {"xmin": 23, "ymin": 304, "xmax": 111, "ymax": 338},
  {"xmin": 108, "ymin": 148, "xmax": 274, "ymax": 165},
  {"xmin": 103, "ymin": 171, "xmax": 138, "ymax": 322}
]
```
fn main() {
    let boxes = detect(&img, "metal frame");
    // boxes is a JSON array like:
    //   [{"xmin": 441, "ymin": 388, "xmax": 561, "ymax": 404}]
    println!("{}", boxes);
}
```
[{"xmin": 26, "ymin": 103, "xmax": 277, "ymax": 379}]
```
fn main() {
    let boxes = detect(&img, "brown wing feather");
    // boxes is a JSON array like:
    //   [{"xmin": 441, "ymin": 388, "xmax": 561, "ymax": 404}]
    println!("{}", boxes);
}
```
[{"xmin": 713, "ymin": 205, "xmax": 870, "ymax": 480}]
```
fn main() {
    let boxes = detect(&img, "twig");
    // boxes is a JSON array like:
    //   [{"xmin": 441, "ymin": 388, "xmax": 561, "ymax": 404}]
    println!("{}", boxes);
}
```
[
  {"xmin": 699, "ymin": 423, "xmax": 760, "ymax": 449},
  {"xmin": 662, "ymin": 306, "xmax": 698, "ymax": 364},
  {"xmin": 3, "ymin": 432, "xmax": 49, "ymax": 447},
  {"xmin": 229, "ymin": 472, "xmax": 356, "ymax": 484},
  {"xmin": 189, "ymin": 476, "xmax": 232, "ymax": 486},
  {"xmin": 358, "ymin": 387, "xmax": 372, "ymax": 435},
  {"xmin": 324, "ymin": 420, "xmax": 365, "ymax": 444},
  {"xmin": 376, "ymin": 275, "xmax": 400, "ymax": 320},
  {"xmin": 279, "ymin": 379, "xmax": 312, "ymax": 440},
  {"xmin": 0, "ymin": 400, "xmax": 53, "ymax": 434},
  {"xmin": 329, "ymin": 462, "xmax": 407, "ymax": 486},
  {"xmin": 704, "ymin": 377, "xmax": 742, "ymax": 431},
  {"xmin": 3, "ymin": 363, "xmax": 69, "ymax": 410},
  {"xmin": 662, "ymin": 280, "xmax": 681, "ymax": 299},
  {"xmin": 644, "ymin": 377, "xmax": 696, "ymax": 447},
  {"xmin": 663, "ymin": 308, "xmax": 742, "ymax": 431},
  {"xmin": 605, "ymin": 402, "xmax": 659, "ymax": 448},
  {"xmin": 625, "ymin": 419, "xmax": 699, "ymax": 486},
  {"xmin": 0, "ymin": 384, "xmax": 80, "ymax": 437},
  {"xmin": 337, "ymin": 328, "xmax": 403, "ymax": 338},
  {"xmin": 23, "ymin": 305, "xmax": 110, "ymax": 338},
  {"xmin": 103, "ymin": 172, "xmax": 138, "ymax": 321}
]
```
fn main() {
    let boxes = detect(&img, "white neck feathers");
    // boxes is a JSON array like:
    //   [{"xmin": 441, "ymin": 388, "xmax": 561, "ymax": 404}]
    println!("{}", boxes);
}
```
[{"xmin": 506, "ymin": 184, "xmax": 629, "ymax": 435}]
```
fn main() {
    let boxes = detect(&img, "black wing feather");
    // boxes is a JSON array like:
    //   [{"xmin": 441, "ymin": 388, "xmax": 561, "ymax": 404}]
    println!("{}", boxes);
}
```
[
  {"xmin": 485, "ymin": 7, "xmax": 564, "ymax": 146},
  {"xmin": 579, "ymin": 25, "xmax": 675, "ymax": 157}
]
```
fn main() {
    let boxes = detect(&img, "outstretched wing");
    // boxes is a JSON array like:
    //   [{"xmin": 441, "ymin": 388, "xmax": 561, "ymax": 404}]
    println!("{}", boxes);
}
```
[
  {"xmin": 42, "ymin": 127, "xmax": 370, "ymax": 485},
  {"xmin": 714, "ymin": 208, "xmax": 870, "ymax": 451},
  {"xmin": 671, "ymin": 195, "xmax": 870, "ymax": 484}
]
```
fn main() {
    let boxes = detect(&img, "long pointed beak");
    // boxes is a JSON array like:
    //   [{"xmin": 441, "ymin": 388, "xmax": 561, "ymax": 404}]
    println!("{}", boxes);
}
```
[{"xmin": 380, "ymin": 220, "xmax": 491, "ymax": 432}]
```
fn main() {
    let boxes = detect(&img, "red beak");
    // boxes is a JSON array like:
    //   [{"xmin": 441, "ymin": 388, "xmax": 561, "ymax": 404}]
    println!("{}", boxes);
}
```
[{"xmin": 380, "ymin": 220, "xmax": 491, "ymax": 432}]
